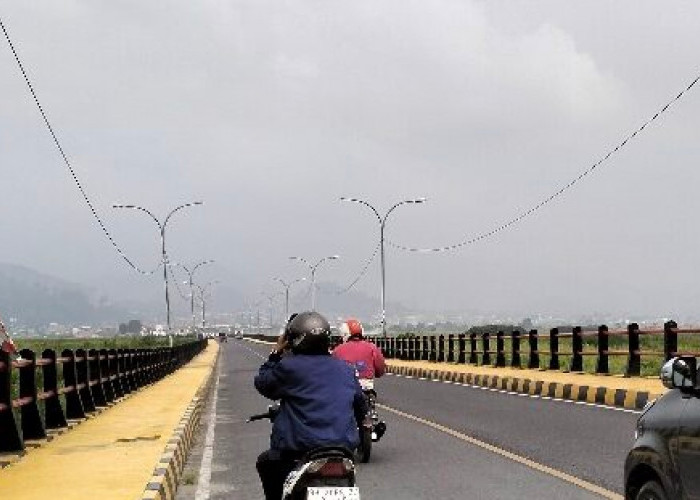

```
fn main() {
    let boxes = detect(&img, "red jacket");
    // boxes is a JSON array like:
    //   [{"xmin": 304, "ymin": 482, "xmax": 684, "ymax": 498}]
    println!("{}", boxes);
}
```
[{"xmin": 332, "ymin": 339, "xmax": 386, "ymax": 379}]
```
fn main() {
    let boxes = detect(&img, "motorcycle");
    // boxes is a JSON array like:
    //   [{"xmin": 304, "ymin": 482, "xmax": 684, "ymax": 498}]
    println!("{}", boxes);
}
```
[
  {"xmin": 356, "ymin": 379, "xmax": 387, "ymax": 464},
  {"xmin": 248, "ymin": 404, "xmax": 361, "ymax": 500}
]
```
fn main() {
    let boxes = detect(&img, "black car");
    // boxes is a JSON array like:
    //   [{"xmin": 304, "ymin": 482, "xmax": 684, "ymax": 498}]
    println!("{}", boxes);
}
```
[{"xmin": 624, "ymin": 356, "xmax": 700, "ymax": 500}]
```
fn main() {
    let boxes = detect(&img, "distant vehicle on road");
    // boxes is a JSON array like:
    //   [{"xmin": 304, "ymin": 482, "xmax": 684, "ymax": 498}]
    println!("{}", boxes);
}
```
[
  {"xmin": 218, "ymin": 331, "xmax": 228, "ymax": 343},
  {"xmin": 234, "ymin": 330, "xmax": 244, "ymax": 339},
  {"xmin": 624, "ymin": 356, "xmax": 700, "ymax": 500}
]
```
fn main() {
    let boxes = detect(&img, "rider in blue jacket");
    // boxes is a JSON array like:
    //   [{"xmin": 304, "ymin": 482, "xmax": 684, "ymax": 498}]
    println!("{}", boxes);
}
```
[{"xmin": 255, "ymin": 311, "xmax": 367, "ymax": 500}]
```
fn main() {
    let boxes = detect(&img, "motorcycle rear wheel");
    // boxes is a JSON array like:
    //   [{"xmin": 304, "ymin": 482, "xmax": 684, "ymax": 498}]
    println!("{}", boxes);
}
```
[{"xmin": 358, "ymin": 427, "xmax": 372, "ymax": 463}]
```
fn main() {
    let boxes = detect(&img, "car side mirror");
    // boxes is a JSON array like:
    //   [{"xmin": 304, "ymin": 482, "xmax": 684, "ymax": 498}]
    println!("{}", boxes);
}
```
[{"xmin": 661, "ymin": 356, "xmax": 697, "ymax": 389}]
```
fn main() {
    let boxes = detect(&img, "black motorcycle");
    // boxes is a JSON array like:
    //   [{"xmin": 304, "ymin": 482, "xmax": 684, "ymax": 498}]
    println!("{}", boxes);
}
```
[
  {"xmin": 248, "ymin": 405, "xmax": 361, "ymax": 500},
  {"xmin": 356, "ymin": 382, "xmax": 387, "ymax": 464}
]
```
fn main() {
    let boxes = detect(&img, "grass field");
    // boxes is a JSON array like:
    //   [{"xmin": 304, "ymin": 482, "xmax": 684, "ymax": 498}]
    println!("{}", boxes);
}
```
[{"xmin": 15, "ymin": 335, "xmax": 197, "ymax": 353}]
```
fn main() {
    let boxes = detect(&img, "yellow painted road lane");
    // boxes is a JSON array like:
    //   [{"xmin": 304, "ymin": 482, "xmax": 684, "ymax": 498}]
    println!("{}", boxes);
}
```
[{"xmin": 0, "ymin": 341, "xmax": 218, "ymax": 500}]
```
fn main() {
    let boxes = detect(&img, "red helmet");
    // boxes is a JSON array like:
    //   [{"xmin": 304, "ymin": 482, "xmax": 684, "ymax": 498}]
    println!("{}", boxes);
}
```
[{"xmin": 341, "ymin": 318, "xmax": 363, "ymax": 338}]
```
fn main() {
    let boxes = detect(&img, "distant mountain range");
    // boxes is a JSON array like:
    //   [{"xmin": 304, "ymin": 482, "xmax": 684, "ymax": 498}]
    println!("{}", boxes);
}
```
[
  {"xmin": 0, "ymin": 263, "xmax": 405, "ymax": 329},
  {"xmin": 0, "ymin": 263, "xmax": 131, "ymax": 327}
]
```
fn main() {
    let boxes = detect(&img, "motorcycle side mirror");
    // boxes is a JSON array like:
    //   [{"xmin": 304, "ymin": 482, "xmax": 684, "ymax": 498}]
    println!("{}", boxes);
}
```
[{"xmin": 661, "ymin": 356, "xmax": 697, "ymax": 390}]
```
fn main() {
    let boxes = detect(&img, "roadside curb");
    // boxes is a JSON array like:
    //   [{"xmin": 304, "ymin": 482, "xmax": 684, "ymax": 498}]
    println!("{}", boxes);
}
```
[
  {"xmin": 388, "ymin": 364, "xmax": 661, "ymax": 410},
  {"xmin": 141, "ymin": 346, "xmax": 220, "ymax": 500}
]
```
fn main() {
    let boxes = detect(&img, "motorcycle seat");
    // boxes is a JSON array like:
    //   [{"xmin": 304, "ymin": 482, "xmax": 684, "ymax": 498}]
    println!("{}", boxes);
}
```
[{"xmin": 302, "ymin": 446, "xmax": 355, "ymax": 462}]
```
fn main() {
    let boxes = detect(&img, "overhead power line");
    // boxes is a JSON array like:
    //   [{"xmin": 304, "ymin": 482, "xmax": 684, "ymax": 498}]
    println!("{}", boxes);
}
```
[
  {"xmin": 388, "ymin": 72, "xmax": 700, "ymax": 253},
  {"xmin": 0, "ymin": 14, "xmax": 159, "ymax": 275},
  {"xmin": 336, "ymin": 241, "xmax": 381, "ymax": 294}
]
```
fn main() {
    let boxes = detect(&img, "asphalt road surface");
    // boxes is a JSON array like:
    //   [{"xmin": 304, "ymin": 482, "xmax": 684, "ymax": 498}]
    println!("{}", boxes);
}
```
[{"xmin": 179, "ymin": 340, "xmax": 637, "ymax": 499}]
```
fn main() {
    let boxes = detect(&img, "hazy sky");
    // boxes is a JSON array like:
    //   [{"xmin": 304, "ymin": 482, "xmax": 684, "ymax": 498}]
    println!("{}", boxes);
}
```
[{"xmin": 1, "ymin": 1, "xmax": 700, "ymax": 323}]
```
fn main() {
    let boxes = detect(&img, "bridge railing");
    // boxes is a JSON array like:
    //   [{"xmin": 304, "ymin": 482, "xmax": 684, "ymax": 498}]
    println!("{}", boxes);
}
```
[
  {"xmin": 372, "ymin": 320, "xmax": 700, "ymax": 378},
  {"xmin": 0, "ymin": 339, "xmax": 207, "ymax": 454}
]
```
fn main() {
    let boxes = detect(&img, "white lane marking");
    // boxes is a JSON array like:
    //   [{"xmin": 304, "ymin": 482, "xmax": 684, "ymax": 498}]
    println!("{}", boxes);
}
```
[
  {"xmin": 388, "ymin": 373, "xmax": 642, "ymax": 415},
  {"xmin": 379, "ymin": 403, "xmax": 623, "ymax": 500},
  {"xmin": 194, "ymin": 363, "xmax": 221, "ymax": 500},
  {"xmin": 236, "ymin": 342, "xmax": 267, "ymax": 360}
]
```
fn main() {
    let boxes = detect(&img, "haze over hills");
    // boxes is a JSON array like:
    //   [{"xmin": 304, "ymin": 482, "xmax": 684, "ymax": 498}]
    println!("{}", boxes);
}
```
[
  {"xmin": 0, "ymin": 261, "xmax": 683, "ymax": 333},
  {"xmin": 0, "ymin": 262, "xmax": 135, "ymax": 328},
  {"xmin": 0, "ymin": 262, "xmax": 408, "ymax": 330}
]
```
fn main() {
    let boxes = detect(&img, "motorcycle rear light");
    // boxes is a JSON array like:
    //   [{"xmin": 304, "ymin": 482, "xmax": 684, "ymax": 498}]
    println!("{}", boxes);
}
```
[
  {"xmin": 307, "ymin": 458, "xmax": 354, "ymax": 476},
  {"xmin": 318, "ymin": 461, "xmax": 349, "ymax": 477}
]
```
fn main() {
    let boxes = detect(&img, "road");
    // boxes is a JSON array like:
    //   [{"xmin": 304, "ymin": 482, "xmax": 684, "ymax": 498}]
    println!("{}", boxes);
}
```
[{"xmin": 179, "ymin": 340, "xmax": 637, "ymax": 499}]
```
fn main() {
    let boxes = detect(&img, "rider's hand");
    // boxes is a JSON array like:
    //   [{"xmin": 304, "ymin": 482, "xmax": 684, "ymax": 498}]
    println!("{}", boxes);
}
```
[{"xmin": 274, "ymin": 334, "xmax": 288, "ymax": 354}]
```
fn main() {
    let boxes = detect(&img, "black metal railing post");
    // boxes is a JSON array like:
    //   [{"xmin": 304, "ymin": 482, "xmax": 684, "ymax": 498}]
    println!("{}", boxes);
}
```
[
  {"xmin": 61, "ymin": 349, "xmax": 86, "ymax": 420},
  {"xmin": 430, "ymin": 336, "xmax": 437, "ymax": 362},
  {"xmin": 41, "ymin": 349, "xmax": 68, "ymax": 429},
  {"xmin": 75, "ymin": 348, "xmax": 96, "ymax": 413},
  {"xmin": 549, "ymin": 328, "xmax": 560, "ymax": 370},
  {"xmin": 99, "ymin": 349, "xmax": 115, "ymax": 403},
  {"xmin": 447, "ymin": 334, "xmax": 455, "ymax": 363},
  {"xmin": 457, "ymin": 334, "xmax": 466, "ymax": 364},
  {"xmin": 495, "ymin": 331, "xmax": 506, "ymax": 367},
  {"xmin": 469, "ymin": 333, "xmax": 478, "ymax": 364},
  {"xmin": 17, "ymin": 349, "xmax": 46, "ymax": 440},
  {"xmin": 117, "ymin": 349, "xmax": 132, "ymax": 394},
  {"xmin": 528, "ymin": 330, "xmax": 539, "ymax": 369},
  {"xmin": 570, "ymin": 326, "xmax": 583, "ymax": 372},
  {"xmin": 88, "ymin": 349, "xmax": 107, "ymax": 408},
  {"xmin": 0, "ymin": 350, "xmax": 23, "ymax": 452},
  {"xmin": 626, "ymin": 323, "xmax": 641, "ymax": 377},
  {"xmin": 595, "ymin": 325, "xmax": 609, "ymax": 374},
  {"xmin": 510, "ymin": 330, "xmax": 521, "ymax": 368},
  {"xmin": 481, "ymin": 333, "xmax": 491, "ymax": 365},
  {"xmin": 664, "ymin": 320, "xmax": 678, "ymax": 361}
]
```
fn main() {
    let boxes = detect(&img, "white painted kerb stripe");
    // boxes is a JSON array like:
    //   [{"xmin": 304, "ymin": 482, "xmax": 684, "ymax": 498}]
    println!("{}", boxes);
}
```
[{"xmin": 194, "ymin": 363, "xmax": 221, "ymax": 500}]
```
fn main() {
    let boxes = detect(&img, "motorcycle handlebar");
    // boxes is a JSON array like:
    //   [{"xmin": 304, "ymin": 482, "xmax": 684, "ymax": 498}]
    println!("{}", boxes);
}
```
[{"xmin": 247, "ymin": 411, "xmax": 273, "ymax": 422}]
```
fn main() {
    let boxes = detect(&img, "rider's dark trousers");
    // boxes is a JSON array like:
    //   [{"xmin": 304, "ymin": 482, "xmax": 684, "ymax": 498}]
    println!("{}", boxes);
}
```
[{"xmin": 256, "ymin": 449, "xmax": 302, "ymax": 500}]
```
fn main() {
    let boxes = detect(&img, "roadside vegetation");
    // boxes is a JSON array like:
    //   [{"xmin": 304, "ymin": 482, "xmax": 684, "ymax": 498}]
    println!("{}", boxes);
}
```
[{"xmin": 15, "ymin": 335, "xmax": 198, "ymax": 354}]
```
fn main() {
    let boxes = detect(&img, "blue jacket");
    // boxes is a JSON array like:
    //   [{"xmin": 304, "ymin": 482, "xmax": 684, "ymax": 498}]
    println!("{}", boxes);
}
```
[{"xmin": 255, "ymin": 353, "xmax": 367, "ymax": 452}]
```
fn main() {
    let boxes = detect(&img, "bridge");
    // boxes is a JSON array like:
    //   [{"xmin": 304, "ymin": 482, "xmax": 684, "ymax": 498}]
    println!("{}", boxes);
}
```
[{"xmin": 0, "ymin": 329, "xmax": 682, "ymax": 499}]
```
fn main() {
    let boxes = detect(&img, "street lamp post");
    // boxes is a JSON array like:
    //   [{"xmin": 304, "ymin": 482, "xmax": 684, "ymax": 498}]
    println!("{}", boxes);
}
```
[
  {"xmin": 195, "ymin": 280, "xmax": 219, "ymax": 329},
  {"xmin": 340, "ymin": 196, "xmax": 426, "ymax": 337},
  {"xmin": 289, "ymin": 255, "xmax": 340, "ymax": 311},
  {"xmin": 273, "ymin": 277, "xmax": 306, "ymax": 318},
  {"xmin": 177, "ymin": 260, "xmax": 215, "ymax": 332},
  {"xmin": 113, "ymin": 201, "xmax": 203, "ymax": 333},
  {"xmin": 261, "ymin": 291, "xmax": 284, "ymax": 330}
]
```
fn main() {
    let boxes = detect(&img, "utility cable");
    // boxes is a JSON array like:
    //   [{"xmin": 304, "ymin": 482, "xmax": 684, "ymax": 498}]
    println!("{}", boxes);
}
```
[
  {"xmin": 167, "ymin": 261, "xmax": 192, "ymax": 302},
  {"xmin": 336, "ymin": 240, "xmax": 381, "ymax": 294},
  {"xmin": 0, "ymin": 14, "xmax": 160, "ymax": 275},
  {"xmin": 388, "ymin": 72, "xmax": 700, "ymax": 253}
]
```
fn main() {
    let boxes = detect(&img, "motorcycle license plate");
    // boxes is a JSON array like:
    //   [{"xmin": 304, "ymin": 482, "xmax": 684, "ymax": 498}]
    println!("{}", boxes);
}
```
[{"xmin": 306, "ymin": 486, "xmax": 360, "ymax": 500}]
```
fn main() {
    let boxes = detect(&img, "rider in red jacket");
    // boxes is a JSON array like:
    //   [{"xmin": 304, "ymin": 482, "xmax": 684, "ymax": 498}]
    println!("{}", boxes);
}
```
[
  {"xmin": 332, "ymin": 318, "xmax": 387, "ymax": 443},
  {"xmin": 332, "ymin": 319, "xmax": 386, "ymax": 381}
]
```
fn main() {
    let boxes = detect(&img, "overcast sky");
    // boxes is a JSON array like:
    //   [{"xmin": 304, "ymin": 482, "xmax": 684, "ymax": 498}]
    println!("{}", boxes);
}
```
[{"xmin": 1, "ymin": 1, "xmax": 700, "ymax": 324}]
